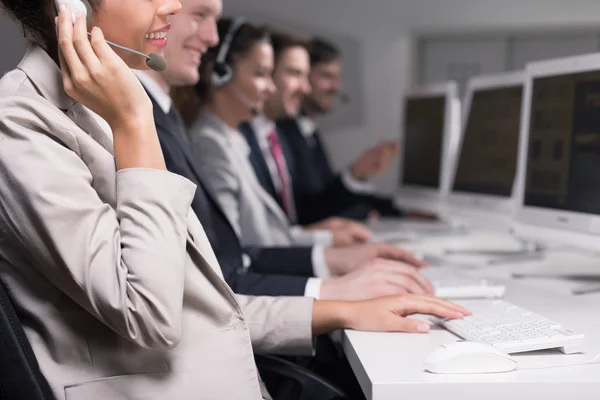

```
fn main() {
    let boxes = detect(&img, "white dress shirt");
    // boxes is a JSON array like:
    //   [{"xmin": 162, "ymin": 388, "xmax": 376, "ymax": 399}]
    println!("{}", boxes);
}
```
[
  {"xmin": 134, "ymin": 72, "xmax": 326, "ymax": 297},
  {"xmin": 297, "ymin": 115, "xmax": 375, "ymax": 194}
]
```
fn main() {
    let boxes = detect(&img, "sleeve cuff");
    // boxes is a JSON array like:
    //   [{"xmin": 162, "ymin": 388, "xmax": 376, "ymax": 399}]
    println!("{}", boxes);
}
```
[
  {"xmin": 311, "ymin": 245, "xmax": 330, "ymax": 278},
  {"xmin": 341, "ymin": 168, "xmax": 375, "ymax": 194},
  {"xmin": 303, "ymin": 278, "xmax": 323, "ymax": 299},
  {"xmin": 290, "ymin": 226, "xmax": 333, "ymax": 247}
]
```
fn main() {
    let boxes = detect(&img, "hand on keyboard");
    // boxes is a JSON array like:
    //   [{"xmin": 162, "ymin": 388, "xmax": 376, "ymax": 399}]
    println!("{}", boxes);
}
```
[
  {"xmin": 344, "ymin": 294, "xmax": 471, "ymax": 334},
  {"xmin": 320, "ymin": 259, "xmax": 434, "ymax": 301},
  {"xmin": 439, "ymin": 300, "xmax": 584, "ymax": 354}
]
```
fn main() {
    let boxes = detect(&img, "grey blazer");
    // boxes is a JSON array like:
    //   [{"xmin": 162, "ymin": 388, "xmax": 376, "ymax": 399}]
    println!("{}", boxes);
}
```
[
  {"xmin": 0, "ymin": 45, "xmax": 313, "ymax": 400},
  {"xmin": 188, "ymin": 111, "xmax": 297, "ymax": 247}
]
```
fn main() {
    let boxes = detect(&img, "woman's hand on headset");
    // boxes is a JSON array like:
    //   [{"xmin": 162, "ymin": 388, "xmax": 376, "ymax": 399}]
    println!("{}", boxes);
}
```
[{"xmin": 56, "ymin": 4, "xmax": 165, "ymax": 170}]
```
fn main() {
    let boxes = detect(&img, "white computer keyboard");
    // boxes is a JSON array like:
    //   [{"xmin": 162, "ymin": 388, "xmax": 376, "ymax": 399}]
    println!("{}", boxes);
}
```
[
  {"xmin": 422, "ymin": 268, "xmax": 506, "ymax": 299},
  {"xmin": 440, "ymin": 300, "xmax": 585, "ymax": 354}
]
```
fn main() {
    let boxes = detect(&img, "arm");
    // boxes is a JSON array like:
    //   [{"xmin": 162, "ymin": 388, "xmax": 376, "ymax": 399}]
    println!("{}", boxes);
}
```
[
  {"xmin": 244, "ymin": 246, "xmax": 314, "ymax": 277},
  {"xmin": 226, "ymin": 270, "xmax": 309, "ymax": 297},
  {"xmin": 0, "ymin": 99, "xmax": 194, "ymax": 350},
  {"xmin": 238, "ymin": 293, "xmax": 470, "ymax": 356},
  {"xmin": 237, "ymin": 295, "xmax": 314, "ymax": 356},
  {"xmin": 294, "ymin": 175, "xmax": 371, "ymax": 224},
  {"xmin": 189, "ymin": 130, "xmax": 243, "ymax": 236}
]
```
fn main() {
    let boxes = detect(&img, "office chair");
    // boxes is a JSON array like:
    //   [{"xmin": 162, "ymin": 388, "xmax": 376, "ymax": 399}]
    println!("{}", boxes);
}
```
[
  {"xmin": 0, "ymin": 279, "xmax": 55, "ymax": 400},
  {"xmin": 256, "ymin": 354, "xmax": 348, "ymax": 400}
]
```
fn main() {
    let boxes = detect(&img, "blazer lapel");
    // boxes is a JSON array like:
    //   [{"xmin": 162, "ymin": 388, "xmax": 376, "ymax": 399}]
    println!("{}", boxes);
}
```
[
  {"xmin": 234, "ymin": 146, "xmax": 292, "ymax": 227},
  {"xmin": 242, "ymin": 126, "xmax": 278, "ymax": 199}
]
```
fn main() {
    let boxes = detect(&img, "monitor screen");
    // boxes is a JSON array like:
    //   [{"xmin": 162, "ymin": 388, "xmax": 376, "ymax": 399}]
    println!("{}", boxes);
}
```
[
  {"xmin": 452, "ymin": 85, "xmax": 523, "ymax": 197},
  {"xmin": 524, "ymin": 70, "xmax": 600, "ymax": 215},
  {"xmin": 401, "ymin": 96, "xmax": 446, "ymax": 188}
]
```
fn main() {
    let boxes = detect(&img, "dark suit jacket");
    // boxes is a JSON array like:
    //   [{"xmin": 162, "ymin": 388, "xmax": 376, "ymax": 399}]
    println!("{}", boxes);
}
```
[
  {"xmin": 276, "ymin": 118, "xmax": 403, "ymax": 224},
  {"xmin": 239, "ymin": 122, "xmax": 279, "ymax": 207},
  {"xmin": 239, "ymin": 122, "xmax": 298, "ymax": 214},
  {"xmin": 149, "ymin": 94, "xmax": 313, "ymax": 296}
]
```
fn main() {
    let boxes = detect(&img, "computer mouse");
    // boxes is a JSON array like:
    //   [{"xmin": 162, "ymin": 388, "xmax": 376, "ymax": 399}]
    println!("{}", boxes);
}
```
[{"xmin": 424, "ymin": 341, "xmax": 517, "ymax": 374}]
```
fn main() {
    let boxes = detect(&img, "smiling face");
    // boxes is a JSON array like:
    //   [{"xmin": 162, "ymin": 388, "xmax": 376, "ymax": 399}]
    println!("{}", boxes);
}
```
[
  {"xmin": 265, "ymin": 46, "xmax": 311, "ymax": 119},
  {"xmin": 91, "ymin": 0, "xmax": 183, "ymax": 69},
  {"xmin": 159, "ymin": 0, "xmax": 221, "ymax": 85},
  {"xmin": 218, "ymin": 40, "xmax": 276, "ymax": 122},
  {"xmin": 304, "ymin": 59, "xmax": 342, "ymax": 114}
]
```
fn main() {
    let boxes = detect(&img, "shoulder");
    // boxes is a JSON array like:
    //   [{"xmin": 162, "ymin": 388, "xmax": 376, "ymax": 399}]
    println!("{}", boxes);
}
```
[
  {"xmin": 276, "ymin": 118, "xmax": 302, "ymax": 139},
  {"xmin": 0, "ymin": 92, "xmax": 80, "ymax": 157},
  {"xmin": 188, "ymin": 118, "xmax": 232, "ymax": 159}
]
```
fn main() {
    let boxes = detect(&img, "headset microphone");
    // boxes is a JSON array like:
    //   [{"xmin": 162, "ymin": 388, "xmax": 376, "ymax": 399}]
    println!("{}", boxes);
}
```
[
  {"xmin": 57, "ymin": 0, "xmax": 168, "ymax": 72},
  {"xmin": 231, "ymin": 84, "xmax": 259, "ymax": 117},
  {"xmin": 85, "ymin": 33, "xmax": 167, "ymax": 72}
]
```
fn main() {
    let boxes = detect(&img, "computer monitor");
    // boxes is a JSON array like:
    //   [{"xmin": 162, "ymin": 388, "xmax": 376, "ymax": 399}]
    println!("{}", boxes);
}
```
[
  {"xmin": 513, "ymin": 53, "xmax": 600, "ymax": 250},
  {"xmin": 445, "ymin": 72, "xmax": 525, "ymax": 228},
  {"xmin": 396, "ymin": 82, "xmax": 460, "ymax": 215}
]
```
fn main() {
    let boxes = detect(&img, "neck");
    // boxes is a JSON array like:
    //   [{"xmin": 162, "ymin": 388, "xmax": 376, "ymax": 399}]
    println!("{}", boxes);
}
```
[
  {"xmin": 206, "ymin": 95, "xmax": 243, "ymax": 130},
  {"xmin": 144, "ymin": 70, "xmax": 171, "ymax": 95},
  {"xmin": 263, "ymin": 103, "xmax": 280, "ymax": 122},
  {"xmin": 302, "ymin": 100, "xmax": 319, "ymax": 118}
]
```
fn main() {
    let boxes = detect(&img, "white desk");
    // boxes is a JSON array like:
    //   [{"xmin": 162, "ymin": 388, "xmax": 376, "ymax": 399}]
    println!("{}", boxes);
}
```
[{"xmin": 344, "ymin": 228, "xmax": 600, "ymax": 400}]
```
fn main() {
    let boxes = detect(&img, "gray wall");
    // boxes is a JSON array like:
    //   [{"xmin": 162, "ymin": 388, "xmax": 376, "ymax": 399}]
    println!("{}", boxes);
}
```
[{"xmin": 0, "ymin": 14, "xmax": 27, "ymax": 75}]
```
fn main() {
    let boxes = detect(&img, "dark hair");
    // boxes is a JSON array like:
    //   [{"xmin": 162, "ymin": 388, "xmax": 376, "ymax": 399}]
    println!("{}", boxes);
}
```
[
  {"xmin": 268, "ymin": 29, "xmax": 309, "ymax": 67},
  {"xmin": 194, "ymin": 18, "xmax": 270, "ymax": 104},
  {"xmin": 0, "ymin": 0, "xmax": 101, "ymax": 63},
  {"xmin": 308, "ymin": 37, "xmax": 341, "ymax": 67}
]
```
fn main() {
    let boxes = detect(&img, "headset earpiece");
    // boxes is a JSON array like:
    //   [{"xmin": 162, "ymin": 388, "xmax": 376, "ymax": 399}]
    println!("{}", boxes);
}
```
[
  {"xmin": 211, "ymin": 17, "xmax": 245, "ymax": 88},
  {"xmin": 54, "ymin": 0, "xmax": 93, "ymax": 27},
  {"xmin": 211, "ymin": 62, "xmax": 233, "ymax": 88}
]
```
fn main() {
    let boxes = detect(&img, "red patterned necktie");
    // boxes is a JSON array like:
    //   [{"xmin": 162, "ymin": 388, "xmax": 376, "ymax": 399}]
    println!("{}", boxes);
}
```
[{"xmin": 267, "ymin": 130, "xmax": 296, "ymax": 222}]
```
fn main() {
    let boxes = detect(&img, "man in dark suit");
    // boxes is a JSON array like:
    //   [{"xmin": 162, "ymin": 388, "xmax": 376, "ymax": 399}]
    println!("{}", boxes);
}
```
[{"xmin": 131, "ymin": 12, "xmax": 433, "ymax": 302}]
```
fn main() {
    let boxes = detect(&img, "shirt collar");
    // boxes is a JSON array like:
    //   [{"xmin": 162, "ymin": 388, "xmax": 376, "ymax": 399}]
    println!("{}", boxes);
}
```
[
  {"xmin": 250, "ymin": 115, "xmax": 276, "ymax": 148},
  {"xmin": 134, "ymin": 70, "xmax": 172, "ymax": 114},
  {"xmin": 297, "ymin": 115, "xmax": 318, "ymax": 139}
]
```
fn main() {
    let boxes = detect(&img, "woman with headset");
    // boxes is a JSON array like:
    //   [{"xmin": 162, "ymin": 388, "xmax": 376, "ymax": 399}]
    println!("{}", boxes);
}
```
[
  {"xmin": 0, "ymin": 1, "xmax": 468, "ymax": 399},
  {"xmin": 188, "ymin": 18, "xmax": 366, "ymax": 248}
]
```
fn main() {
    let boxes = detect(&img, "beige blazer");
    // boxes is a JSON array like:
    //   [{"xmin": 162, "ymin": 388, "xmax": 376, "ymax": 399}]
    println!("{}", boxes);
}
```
[{"xmin": 0, "ymin": 45, "xmax": 313, "ymax": 400}]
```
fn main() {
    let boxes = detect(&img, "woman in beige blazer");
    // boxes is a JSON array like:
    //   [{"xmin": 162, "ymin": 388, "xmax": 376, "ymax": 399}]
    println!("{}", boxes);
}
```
[{"xmin": 0, "ymin": 1, "xmax": 468, "ymax": 399}]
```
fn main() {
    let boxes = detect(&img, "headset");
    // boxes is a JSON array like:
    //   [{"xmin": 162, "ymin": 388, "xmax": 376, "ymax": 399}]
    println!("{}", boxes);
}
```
[
  {"xmin": 211, "ymin": 17, "xmax": 246, "ymax": 88},
  {"xmin": 210, "ymin": 17, "xmax": 259, "ymax": 116},
  {"xmin": 54, "ymin": 0, "xmax": 167, "ymax": 71}
]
